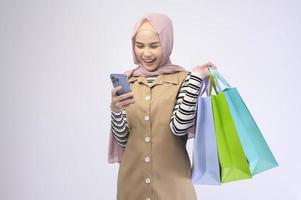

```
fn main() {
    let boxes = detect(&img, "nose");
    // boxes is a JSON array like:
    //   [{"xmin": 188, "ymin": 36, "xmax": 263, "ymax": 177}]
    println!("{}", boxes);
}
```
[{"xmin": 142, "ymin": 47, "xmax": 152, "ymax": 57}]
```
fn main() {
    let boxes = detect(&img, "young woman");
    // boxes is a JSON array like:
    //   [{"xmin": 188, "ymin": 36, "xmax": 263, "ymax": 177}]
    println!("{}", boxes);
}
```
[{"xmin": 108, "ymin": 13, "xmax": 217, "ymax": 200}]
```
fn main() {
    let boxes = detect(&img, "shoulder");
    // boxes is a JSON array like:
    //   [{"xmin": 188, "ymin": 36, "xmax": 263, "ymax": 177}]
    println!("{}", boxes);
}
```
[
  {"xmin": 178, "ymin": 71, "xmax": 205, "ymax": 87},
  {"xmin": 176, "ymin": 71, "xmax": 190, "ymax": 83}
]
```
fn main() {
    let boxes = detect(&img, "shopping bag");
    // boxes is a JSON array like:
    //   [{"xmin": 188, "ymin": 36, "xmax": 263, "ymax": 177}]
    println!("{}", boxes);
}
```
[
  {"xmin": 210, "ymin": 68, "xmax": 279, "ymax": 175},
  {"xmin": 192, "ymin": 81, "xmax": 221, "ymax": 185},
  {"xmin": 209, "ymin": 74, "xmax": 252, "ymax": 183}
]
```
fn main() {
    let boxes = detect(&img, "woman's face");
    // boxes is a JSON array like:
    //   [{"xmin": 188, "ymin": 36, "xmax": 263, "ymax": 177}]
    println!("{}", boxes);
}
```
[{"xmin": 134, "ymin": 20, "xmax": 163, "ymax": 72}]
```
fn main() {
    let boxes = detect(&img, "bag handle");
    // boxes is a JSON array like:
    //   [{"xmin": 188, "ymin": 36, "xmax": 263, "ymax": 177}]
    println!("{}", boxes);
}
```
[
  {"xmin": 209, "ymin": 75, "xmax": 219, "ymax": 95},
  {"xmin": 198, "ymin": 67, "xmax": 232, "ymax": 96},
  {"xmin": 199, "ymin": 75, "xmax": 215, "ymax": 96},
  {"xmin": 199, "ymin": 71, "xmax": 220, "ymax": 96},
  {"xmin": 208, "ymin": 68, "xmax": 231, "ymax": 94},
  {"xmin": 199, "ymin": 78, "xmax": 209, "ymax": 96}
]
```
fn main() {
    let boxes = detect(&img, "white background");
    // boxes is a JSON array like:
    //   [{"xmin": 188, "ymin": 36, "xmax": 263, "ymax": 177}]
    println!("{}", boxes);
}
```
[{"xmin": 1, "ymin": 0, "xmax": 300, "ymax": 199}]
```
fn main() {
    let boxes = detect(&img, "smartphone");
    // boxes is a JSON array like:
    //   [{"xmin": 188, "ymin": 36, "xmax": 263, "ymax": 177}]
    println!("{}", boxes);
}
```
[{"xmin": 110, "ymin": 73, "xmax": 132, "ymax": 96}]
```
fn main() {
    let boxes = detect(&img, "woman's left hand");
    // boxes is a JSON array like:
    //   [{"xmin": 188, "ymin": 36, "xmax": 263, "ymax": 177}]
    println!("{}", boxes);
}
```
[{"xmin": 192, "ymin": 61, "xmax": 217, "ymax": 79}]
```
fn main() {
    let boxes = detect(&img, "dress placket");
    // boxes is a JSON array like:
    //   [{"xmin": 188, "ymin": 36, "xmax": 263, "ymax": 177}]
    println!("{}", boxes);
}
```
[{"xmin": 143, "ymin": 84, "xmax": 152, "ymax": 199}]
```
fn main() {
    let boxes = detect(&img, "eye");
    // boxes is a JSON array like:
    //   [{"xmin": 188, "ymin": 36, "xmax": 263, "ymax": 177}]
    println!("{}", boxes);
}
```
[
  {"xmin": 150, "ymin": 46, "xmax": 158, "ymax": 49},
  {"xmin": 136, "ymin": 45, "xmax": 143, "ymax": 49}
]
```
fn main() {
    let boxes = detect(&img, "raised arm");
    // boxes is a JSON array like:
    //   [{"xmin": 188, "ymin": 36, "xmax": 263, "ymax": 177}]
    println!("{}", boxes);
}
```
[
  {"xmin": 169, "ymin": 71, "xmax": 205, "ymax": 136},
  {"xmin": 110, "ymin": 85, "xmax": 134, "ymax": 148}
]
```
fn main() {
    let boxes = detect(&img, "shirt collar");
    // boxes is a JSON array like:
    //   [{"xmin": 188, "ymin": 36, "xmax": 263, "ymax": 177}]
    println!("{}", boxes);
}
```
[{"xmin": 128, "ymin": 72, "xmax": 179, "ymax": 85}]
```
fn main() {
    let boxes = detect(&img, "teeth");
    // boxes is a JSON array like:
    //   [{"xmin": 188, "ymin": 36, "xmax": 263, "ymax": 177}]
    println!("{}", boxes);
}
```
[{"xmin": 144, "ymin": 59, "xmax": 156, "ymax": 63}]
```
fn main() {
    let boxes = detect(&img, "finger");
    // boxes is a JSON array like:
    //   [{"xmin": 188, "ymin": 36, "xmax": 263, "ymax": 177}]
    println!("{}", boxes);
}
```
[
  {"xmin": 119, "ymin": 98, "xmax": 135, "ymax": 108},
  {"xmin": 111, "ymin": 86, "xmax": 121, "ymax": 96},
  {"xmin": 114, "ymin": 102, "xmax": 122, "ymax": 110},
  {"xmin": 204, "ymin": 63, "xmax": 213, "ymax": 68},
  {"xmin": 210, "ymin": 63, "xmax": 217, "ymax": 69},
  {"xmin": 208, "ymin": 61, "xmax": 217, "ymax": 69},
  {"xmin": 112, "ymin": 93, "xmax": 133, "ymax": 107},
  {"xmin": 115, "ymin": 92, "xmax": 134, "ymax": 102},
  {"xmin": 119, "ymin": 91, "xmax": 134, "ymax": 100},
  {"xmin": 115, "ymin": 99, "xmax": 133, "ymax": 110},
  {"xmin": 111, "ymin": 85, "xmax": 122, "ymax": 97}
]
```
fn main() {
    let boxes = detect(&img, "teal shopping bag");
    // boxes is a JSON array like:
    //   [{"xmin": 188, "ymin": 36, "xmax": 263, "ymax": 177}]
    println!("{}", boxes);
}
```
[
  {"xmin": 209, "ymin": 76, "xmax": 252, "ymax": 183},
  {"xmin": 209, "ymin": 68, "xmax": 279, "ymax": 175}
]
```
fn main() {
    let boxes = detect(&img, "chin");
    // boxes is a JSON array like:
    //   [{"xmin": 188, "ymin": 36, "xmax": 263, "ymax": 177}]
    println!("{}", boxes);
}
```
[
  {"xmin": 143, "ymin": 63, "xmax": 160, "ymax": 71},
  {"xmin": 144, "ymin": 66, "xmax": 159, "ymax": 72}
]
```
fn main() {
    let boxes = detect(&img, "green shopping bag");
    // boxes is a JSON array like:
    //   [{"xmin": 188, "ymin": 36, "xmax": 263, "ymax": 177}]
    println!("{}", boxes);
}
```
[
  {"xmin": 209, "ymin": 68, "xmax": 278, "ymax": 176},
  {"xmin": 209, "ymin": 76, "xmax": 252, "ymax": 183}
]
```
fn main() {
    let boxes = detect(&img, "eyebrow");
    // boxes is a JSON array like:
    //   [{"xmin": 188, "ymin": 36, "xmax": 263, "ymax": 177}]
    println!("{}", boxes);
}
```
[{"xmin": 135, "ymin": 41, "xmax": 160, "ymax": 45}]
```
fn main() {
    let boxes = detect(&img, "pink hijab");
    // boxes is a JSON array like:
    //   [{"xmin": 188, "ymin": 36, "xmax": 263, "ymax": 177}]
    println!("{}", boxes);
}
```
[{"xmin": 108, "ymin": 13, "xmax": 196, "ymax": 164}]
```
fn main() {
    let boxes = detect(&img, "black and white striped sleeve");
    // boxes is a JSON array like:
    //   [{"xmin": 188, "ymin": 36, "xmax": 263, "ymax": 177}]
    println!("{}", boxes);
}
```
[
  {"xmin": 170, "ymin": 71, "xmax": 205, "ymax": 136},
  {"xmin": 111, "ymin": 110, "xmax": 129, "ymax": 147}
]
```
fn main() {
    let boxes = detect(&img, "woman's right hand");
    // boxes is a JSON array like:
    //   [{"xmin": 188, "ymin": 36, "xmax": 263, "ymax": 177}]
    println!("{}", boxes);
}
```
[{"xmin": 110, "ymin": 86, "xmax": 135, "ymax": 112}]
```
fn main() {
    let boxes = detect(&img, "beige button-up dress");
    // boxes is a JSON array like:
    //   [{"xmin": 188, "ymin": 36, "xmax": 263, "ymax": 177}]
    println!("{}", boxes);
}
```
[{"xmin": 116, "ymin": 71, "xmax": 197, "ymax": 200}]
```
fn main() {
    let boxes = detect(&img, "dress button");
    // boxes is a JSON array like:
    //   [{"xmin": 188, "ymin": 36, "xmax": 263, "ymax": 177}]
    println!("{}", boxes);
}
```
[
  {"xmin": 145, "ymin": 96, "xmax": 150, "ymax": 100},
  {"xmin": 145, "ymin": 178, "xmax": 151, "ymax": 184},
  {"xmin": 144, "ymin": 136, "xmax": 150, "ymax": 143},
  {"xmin": 145, "ymin": 156, "xmax": 150, "ymax": 162},
  {"xmin": 144, "ymin": 115, "xmax": 150, "ymax": 121}
]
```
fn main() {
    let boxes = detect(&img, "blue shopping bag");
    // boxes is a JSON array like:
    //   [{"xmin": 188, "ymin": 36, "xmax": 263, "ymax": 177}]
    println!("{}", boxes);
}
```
[
  {"xmin": 208, "ymin": 68, "xmax": 279, "ymax": 175},
  {"xmin": 192, "ymin": 81, "xmax": 221, "ymax": 185}
]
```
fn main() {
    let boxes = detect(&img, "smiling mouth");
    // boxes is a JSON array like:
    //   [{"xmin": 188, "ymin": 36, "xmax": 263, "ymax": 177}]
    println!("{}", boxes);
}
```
[{"xmin": 143, "ymin": 58, "xmax": 156, "ymax": 64}]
